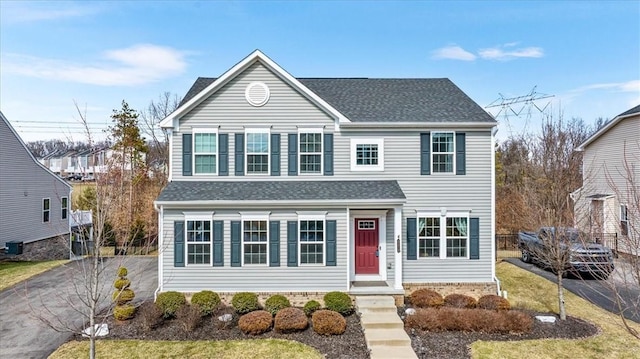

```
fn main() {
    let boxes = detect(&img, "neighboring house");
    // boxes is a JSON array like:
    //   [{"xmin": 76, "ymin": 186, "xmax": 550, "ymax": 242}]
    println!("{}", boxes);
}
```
[
  {"xmin": 573, "ymin": 104, "xmax": 639, "ymax": 256},
  {"xmin": 0, "ymin": 111, "xmax": 72, "ymax": 260},
  {"xmin": 154, "ymin": 50, "xmax": 498, "ymax": 296}
]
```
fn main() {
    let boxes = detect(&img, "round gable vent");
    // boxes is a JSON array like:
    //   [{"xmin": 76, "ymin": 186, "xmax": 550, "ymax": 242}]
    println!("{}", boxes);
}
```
[{"xmin": 245, "ymin": 82, "xmax": 270, "ymax": 107}]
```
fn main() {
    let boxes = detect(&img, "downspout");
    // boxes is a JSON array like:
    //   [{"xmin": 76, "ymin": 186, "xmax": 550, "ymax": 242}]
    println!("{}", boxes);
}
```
[{"xmin": 153, "ymin": 202, "xmax": 163, "ymax": 301}]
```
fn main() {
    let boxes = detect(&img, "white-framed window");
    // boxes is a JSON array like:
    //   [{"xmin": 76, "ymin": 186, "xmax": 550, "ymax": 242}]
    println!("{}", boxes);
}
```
[
  {"xmin": 358, "ymin": 220, "xmax": 376, "ymax": 230},
  {"xmin": 299, "ymin": 129, "xmax": 323, "ymax": 174},
  {"xmin": 417, "ymin": 211, "xmax": 469, "ymax": 258},
  {"xmin": 186, "ymin": 218, "xmax": 212, "ymax": 265},
  {"xmin": 299, "ymin": 214, "xmax": 326, "ymax": 265},
  {"xmin": 242, "ymin": 214, "xmax": 269, "ymax": 265},
  {"xmin": 193, "ymin": 129, "xmax": 218, "ymax": 174},
  {"xmin": 432, "ymin": 132, "xmax": 455, "ymax": 173},
  {"xmin": 246, "ymin": 129, "xmax": 270, "ymax": 174},
  {"xmin": 350, "ymin": 138, "xmax": 384, "ymax": 171},
  {"xmin": 621, "ymin": 204, "xmax": 629, "ymax": 236},
  {"xmin": 61, "ymin": 197, "xmax": 68, "ymax": 220},
  {"xmin": 43, "ymin": 198, "xmax": 50, "ymax": 223}
]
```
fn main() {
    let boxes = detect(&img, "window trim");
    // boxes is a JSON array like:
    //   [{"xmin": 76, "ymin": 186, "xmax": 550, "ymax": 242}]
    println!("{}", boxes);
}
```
[
  {"xmin": 298, "ymin": 213, "xmax": 327, "ymax": 266},
  {"xmin": 184, "ymin": 212, "xmax": 214, "ymax": 266},
  {"xmin": 350, "ymin": 138, "xmax": 384, "ymax": 172},
  {"xmin": 621, "ymin": 204, "xmax": 629, "ymax": 236},
  {"xmin": 43, "ymin": 198, "xmax": 50, "ymax": 223},
  {"xmin": 245, "ymin": 128, "xmax": 271, "ymax": 175},
  {"xmin": 241, "ymin": 213, "xmax": 270, "ymax": 266},
  {"xmin": 431, "ymin": 131, "xmax": 456, "ymax": 174},
  {"xmin": 192, "ymin": 128, "xmax": 219, "ymax": 175},
  {"xmin": 298, "ymin": 128, "xmax": 323, "ymax": 175},
  {"xmin": 417, "ymin": 211, "xmax": 469, "ymax": 259},
  {"xmin": 61, "ymin": 197, "xmax": 68, "ymax": 220}
]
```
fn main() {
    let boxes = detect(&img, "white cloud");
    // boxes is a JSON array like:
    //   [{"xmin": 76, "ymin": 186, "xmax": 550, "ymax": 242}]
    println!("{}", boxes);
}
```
[
  {"xmin": 570, "ymin": 80, "xmax": 640, "ymax": 94},
  {"xmin": 478, "ymin": 45, "xmax": 544, "ymax": 61},
  {"xmin": 431, "ymin": 45, "xmax": 477, "ymax": 61},
  {"xmin": 0, "ymin": 2, "xmax": 101, "ymax": 23},
  {"xmin": 2, "ymin": 44, "xmax": 188, "ymax": 86}
]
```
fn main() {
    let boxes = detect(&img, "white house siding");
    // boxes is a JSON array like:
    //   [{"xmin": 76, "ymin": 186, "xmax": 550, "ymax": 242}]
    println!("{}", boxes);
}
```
[{"xmin": 161, "ymin": 209, "xmax": 349, "ymax": 293}]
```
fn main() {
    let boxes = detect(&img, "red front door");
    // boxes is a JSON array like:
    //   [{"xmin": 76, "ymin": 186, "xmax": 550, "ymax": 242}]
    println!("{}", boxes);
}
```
[{"xmin": 355, "ymin": 218, "xmax": 379, "ymax": 275}]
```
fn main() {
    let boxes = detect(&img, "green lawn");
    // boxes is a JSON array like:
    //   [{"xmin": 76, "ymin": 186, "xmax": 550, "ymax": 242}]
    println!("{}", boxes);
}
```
[
  {"xmin": 0, "ymin": 260, "xmax": 69, "ymax": 291},
  {"xmin": 471, "ymin": 261, "xmax": 640, "ymax": 358}
]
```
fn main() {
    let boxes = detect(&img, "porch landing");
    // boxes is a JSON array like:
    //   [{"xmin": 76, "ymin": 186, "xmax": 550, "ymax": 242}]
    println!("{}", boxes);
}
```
[{"xmin": 349, "ymin": 281, "xmax": 404, "ymax": 295}]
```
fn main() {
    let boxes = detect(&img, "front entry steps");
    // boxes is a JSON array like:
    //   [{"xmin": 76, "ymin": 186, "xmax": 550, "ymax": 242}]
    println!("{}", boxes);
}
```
[{"xmin": 355, "ymin": 296, "xmax": 417, "ymax": 359}]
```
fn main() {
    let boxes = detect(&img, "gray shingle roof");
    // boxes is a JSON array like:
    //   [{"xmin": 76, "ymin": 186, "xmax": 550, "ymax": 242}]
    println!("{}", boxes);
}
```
[
  {"xmin": 179, "ymin": 77, "xmax": 495, "ymax": 123},
  {"xmin": 156, "ymin": 180, "xmax": 406, "ymax": 202},
  {"xmin": 618, "ymin": 104, "xmax": 640, "ymax": 117}
]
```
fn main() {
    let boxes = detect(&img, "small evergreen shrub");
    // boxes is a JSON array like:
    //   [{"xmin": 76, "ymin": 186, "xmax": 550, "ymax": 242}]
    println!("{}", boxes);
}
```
[
  {"xmin": 117, "ymin": 267, "xmax": 128, "ymax": 277},
  {"xmin": 191, "ymin": 290, "xmax": 221, "ymax": 316},
  {"xmin": 477, "ymin": 295, "xmax": 510, "ymax": 311},
  {"xmin": 112, "ymin": 266, "xmax": 135, "ymax": 320},
  {"xmin": 264, "ymin": 294, "xmax": 291, "ymax": 316},
  {"xmin": 323, "ymin": 291, "xmax": 353, "ymax": 316},
  {"xmin": 410, "ymin": 288, "xmax": 444, "ymax": 308},
  {"xmin": 312, "ymin": 310, "xmax": 346, "ymax": 335},
  {"xmin": 112, "ymin": 289, "xmax": 135, "ymax": 305},
  {"xmin": 232, "ymin": 292, "xmax": 260, "ymax": 314},
  {"xmin": 176, "ymin": 304, "xmax": 201, "ymax": 332},
  {"xmin": 113, "ymin": 278, "xmax": 131, "ymax": 290},
  {"xmin": 274, "ymin": 307, "xmax": 308, "ymax": 333},
  {"xmin": 444, "ymin": 294, "xmax": 477, "ymax": 309},
  {"xmin": 156, "ymin": 291, "xmax": 187, "ymax": 318},
  {"xmin": 238, "ymin": 310, "xmax": 273, "ymax": 335},
  {"xmin": 303, "ymin": 300, "xmax": 321, "ymax": 316},
  {"xmin": 138, "ymin": 302, "xmax": 163, "ymax": 331},
  {"xmin": 113, "ymin": 304, "xmax": 136, "ymax": 321}
]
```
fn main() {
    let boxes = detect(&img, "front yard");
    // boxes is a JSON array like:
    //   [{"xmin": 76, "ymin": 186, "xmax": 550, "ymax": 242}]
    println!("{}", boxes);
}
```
[{"xmin": 0, "ymin": 260, "xmax": 68, "ymax": 291}]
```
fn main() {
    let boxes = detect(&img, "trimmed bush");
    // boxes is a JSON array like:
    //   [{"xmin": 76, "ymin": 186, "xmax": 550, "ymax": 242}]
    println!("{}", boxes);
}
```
[
  {"xmin": 404, "ymin": 307, "xmax": 532, "ymax": 334},
  {"xmin": 444, "ymin": 294, "xmax": 477, "ymax": 309},
  {"xmin": 113, "ymin": 278, "xmax": 131, "ymax": 290},
  {"xmin": 138, "ymin": 302, "xmax": 163, "ymax": 330},
  {"xmin": 303, "ymin": 300, "xmax": 321, "ymax": 316},
  {"xmin": 274, "ymin": 307, "xmax": 308, "ymax": 333},
  {"xmin": 232, "ymin": 292, "xmax": 260, "ymax": 314},
  {"xmin": 410, "ymin": 289, "xmax": 444, "ymax": 308},
  {"xmin": 113, "ymin": 288, "xmax": 135, "ymax": 305},
  {"xmin": 156, "ymin": 291, "xmax": 187, "ymax": 319},
  {"xmin": 113, "ymin": 304, "xmax": 136, "ymax": 321},
  {"xmin": 323, "ymin": 291, "xmax": 354, "ymax": 316},
  {"xmin": 312, "ymin": 310, "xmax": 346, "ymax": 335},
  {"xmin": 238, "ymin": 310, "xmax": 273, "ymax": 335},
  {"xmin": 176, "ymin": 304, "xmax": 201, "ymax": 332},
  {"xmin": 265, "ymin": 294, "xmax": 291, "ymax": 316},
  {"xmin": 477, "ymin": 295, "xmax": 510, "ymax": 311},
  {"xmin": 117, "ymin": 267, "xmax": 128, "ymax": 277},
  {"xmin": 191, "ymin": 290, "xmax": 221, "ymax": 316}
]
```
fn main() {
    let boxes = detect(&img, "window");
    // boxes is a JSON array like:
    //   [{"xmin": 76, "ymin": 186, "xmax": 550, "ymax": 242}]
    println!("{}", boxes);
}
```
[
  {"xmin": 43, "ymin": 198, "xmax": 50, "ymax": 223},
  {"xmin": 299, "ymin": 219, "xmax": 325, "ymax": 265},
  {"xmin": 194, "ymin": 130, "xmax": 217, "ymax": 174},
  {"xmin": 61, "ymin": 197, "xmax": 68, "ymax": 220},
  {"xmin": 621, "ymin": 205, "xmax": 629, "ymax": 236},
  {"xmin": 350, "ymin": 138, "xmax": 384, "ymax": 171},
  {"xmin": 299, "ymin": 132, "xmax": 322, "ymax": 174},
  {"xmin": 358, "ymin": 220, "xmax": 376, "ymax": 230},
  {"xmin": 246, "ymin": 130, "xmax": 269, "ymax": 174},
  {"xmin": 417, "ymin": 212, "xmax": 469, "ymax": 258},
  {"xmin": 243, "ymin": 220, "xmax": 268, "ymax": 264},
  {"xmin": 186, "ymin": 220, "xmax": 211, "ymax": 265},
  {"xmin": 432, "ymin": 132, "xmax": 454, "ymax": 173}
]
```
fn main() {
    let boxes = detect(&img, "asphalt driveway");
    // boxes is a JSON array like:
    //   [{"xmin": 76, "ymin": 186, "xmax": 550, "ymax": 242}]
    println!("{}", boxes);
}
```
[
  {"xmin": 0, "ymin": 256, "xmax": 157, "ymax": 359},
  {"xmin": 504, "ymin": 257, "xmax": 640, "ymax": 323}
]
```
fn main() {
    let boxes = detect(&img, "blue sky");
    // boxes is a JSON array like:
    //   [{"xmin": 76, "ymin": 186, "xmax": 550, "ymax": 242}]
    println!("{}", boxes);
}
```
[{"xmin": 1, "ymin": 1, "xmax": 638, "ymax": 143}]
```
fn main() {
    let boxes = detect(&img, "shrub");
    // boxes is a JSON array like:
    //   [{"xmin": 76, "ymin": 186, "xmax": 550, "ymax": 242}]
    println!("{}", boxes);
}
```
[
  {"xmin": 138, "ymin": 302, "xmax": 163, "ymax": 330},
  {"xmin": 191, "ymin": 290, "xmax": 221, "ymax": 316},
  {"xmin": 113, "ymin": 304, "xmax": 136, "ymax": 321},
  {"xmin": 444, "ymin": 294, "xmax": 477, "ymax": 309},
  {"xmin": 117, "ymin": 267, "xmax": 128, "ymax": 277},
  {"xmin": 303, "ymin": 300, "xmax": 321, "ymax": 316},
  {"xmin": 404, "ymin": 307, "xmax": 532, "ymax": 334},
  {"xmin": 112, "ymin": 289, "xmax": 135, "ymax": 305},
  {"xmin": 312, "ymin": 310, "xmax": 346, "ymax": 335},
  {"xmin": 477, "ymin": 295, "xmax": 510, "ymax": 311},
  {"xmin": 156, "ymin": 291, "xmax": 187, "ymax": 318},
  {"xmin": 323, "ymin": 292, "xmax": 354, "ymax": 316},
  {"xmin": 176, "ymin": 304, "xmax": 201, "ymax": 332},
  {"xmin": 265, "ymin": 294, "xmax": 291, "ymax": 316},
  {"xmin": 113, "ymin": 278, "xmax": 131, "ymax": 290},
  {"xmin": 274, "ymin": 307, "xmax": 308, "ymax": 333},
  {"xmin": 238, "ymin": 310, "xmax": 273, "ymax": 335},
  {"xmin": 232, "ymin": 292, "xmax": 260, "ymax": 314},
  {"xmin": 410, "ymin": 289, "xmax": 444, "ymax": 308}
]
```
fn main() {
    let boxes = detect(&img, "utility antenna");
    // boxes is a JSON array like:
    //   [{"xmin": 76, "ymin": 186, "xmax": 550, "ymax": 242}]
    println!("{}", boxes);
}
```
[{"xmin": 486, "ymin": 86, "xmax": 554, "ymax": 135}]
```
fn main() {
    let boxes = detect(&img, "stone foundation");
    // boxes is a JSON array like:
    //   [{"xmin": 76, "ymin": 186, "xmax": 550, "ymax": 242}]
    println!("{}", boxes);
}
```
[
  {"xmin": 183, "ymin": 291, "xmax": 332, "ymax": 308},
  {"xmin": 0, "ymin": 235, "xmax": 70, "ymax": 261},
  {"xmin": 403, "ymin": 282, "xmax": 498, "ymax": 300}
]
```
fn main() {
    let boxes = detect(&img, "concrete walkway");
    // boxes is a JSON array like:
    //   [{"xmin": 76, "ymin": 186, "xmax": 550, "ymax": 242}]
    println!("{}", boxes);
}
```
[{"xmin": 356, "ymin": 296, "xmax": 418, "ymax": 359}]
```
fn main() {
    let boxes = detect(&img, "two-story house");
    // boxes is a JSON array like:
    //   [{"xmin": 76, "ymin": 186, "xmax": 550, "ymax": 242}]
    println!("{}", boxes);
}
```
[
  {"xmin": 573, "ymin": 104, "xmax": 639, "ymax": 256},
  {"xmin": 154, "ymin": 50, "xmax": 498, "ymax": 297}
]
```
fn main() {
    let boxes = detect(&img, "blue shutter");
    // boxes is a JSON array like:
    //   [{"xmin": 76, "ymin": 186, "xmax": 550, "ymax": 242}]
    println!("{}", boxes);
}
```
[
  {"xmin": 456, "ymin": 132, "xmax": 466, "ymax": 175},
  {"xmin": 287, "ymin": 221, "xmax": 298, "ymax": 267},
  {"xmin": 420, "ymin": 133, "xmax": 430, "ymax": 175},
  {"xmin": 174, "ymin": 221, "xmax": 185, "ymax": 267},
  {"xmin": 219, "ymin": 134, "xmax": 229, "ymax": 176},
  {"xmin": 323, "ymin": 133, "xmax": 334, "ymax": 176},
  {"xmin": 271, "ymin": 133, "xmax": 281, "ymax": 176},
  {"xmin": 182, "ymin": 134, "xmax": 192, "ymax": 176},
  {"xmin": 213, "ymin": 220, "xmax": 224, "ymax": 266},
  {"xmin": 231, "ymin": 221, "xmax": 241, "ymax": 267},
  {"xmin": 326, "ymin": 220, "xmax": 337, "ymax": 266},
  {"xmin": 470, "ymin": 217, "xmax": 479, "ymax": 260},
  {"xmin": 407, "ymin": 217, "xmax": 417, "ymax": 260},
  {"xmin": 288, "ymin": 133, "xmax": 298, "ymax": 176},
  {"xmin": 235, "ymin": 133, "xmax": 244, "ymax": 176},
  {"xmin": 269, "ymin": 221, "xmax": 280, "ymax": 267}
]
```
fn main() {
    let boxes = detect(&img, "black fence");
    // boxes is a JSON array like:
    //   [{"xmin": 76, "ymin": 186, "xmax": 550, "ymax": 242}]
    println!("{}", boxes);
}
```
[
  {"xmin": 494, "ymin": 232, "xmax": 621, "ymax": 261},
  {"xmin": 113, "ymin": 242, "xmax": 158, "ymax": 256}
]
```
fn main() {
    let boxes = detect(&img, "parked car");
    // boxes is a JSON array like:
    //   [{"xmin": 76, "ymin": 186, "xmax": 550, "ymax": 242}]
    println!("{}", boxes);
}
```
[
  {"xmin": 518, "ymin": 227, "xmax": 614, "ymax": 279},
  {"xmin": 66, "ymin": 174, "xmax": 82, "ymax": 181}
]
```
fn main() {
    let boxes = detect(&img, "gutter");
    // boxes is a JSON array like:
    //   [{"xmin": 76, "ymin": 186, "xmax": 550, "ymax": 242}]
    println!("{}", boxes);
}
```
[{"xmin": 339, "ymin": 121, "xmax": 497, "ymax": 130}]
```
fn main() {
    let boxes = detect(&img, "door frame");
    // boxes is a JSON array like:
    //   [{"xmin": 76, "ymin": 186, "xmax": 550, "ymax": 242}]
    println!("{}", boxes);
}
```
[{"xmin": 350, "ymin": 210, "xmax": 387, "ymax": 282}]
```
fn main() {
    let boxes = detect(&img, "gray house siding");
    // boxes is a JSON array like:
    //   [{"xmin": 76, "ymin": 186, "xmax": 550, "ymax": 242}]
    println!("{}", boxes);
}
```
[{"xmin": 0, "ymin": 113, "xmax": 71, "ymax": 248}]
